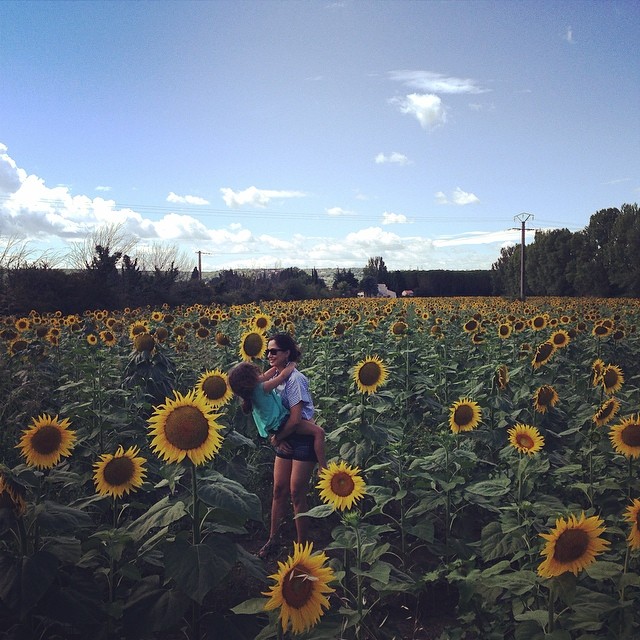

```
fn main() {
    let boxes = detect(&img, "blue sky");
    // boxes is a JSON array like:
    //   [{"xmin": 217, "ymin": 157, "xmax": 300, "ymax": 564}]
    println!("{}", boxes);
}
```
[{"xmin": 1, "ymin": 0, "xmax": 638, "ymax": 273}]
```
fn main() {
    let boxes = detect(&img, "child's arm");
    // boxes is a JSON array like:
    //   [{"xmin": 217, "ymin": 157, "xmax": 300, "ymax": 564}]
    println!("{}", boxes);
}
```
[
  {"xmin": 257, "ymin": 366, "xmax": 278, "ymax": 382},
  {"xmin": 261, "ymin": 362, "xmax": 297, "ymax": 393}
]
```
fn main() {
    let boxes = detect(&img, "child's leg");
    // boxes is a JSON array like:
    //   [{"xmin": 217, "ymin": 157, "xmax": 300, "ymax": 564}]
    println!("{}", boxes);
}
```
[{"xmin": 295, "ymin": 419, "xmax": 327, "ymax": 469}]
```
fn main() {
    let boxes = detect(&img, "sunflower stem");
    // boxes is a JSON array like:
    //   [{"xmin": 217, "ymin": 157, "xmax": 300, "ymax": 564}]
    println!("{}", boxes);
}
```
[
  {"xmin": 354, "ymin": 523, "xmax": 364, "ymax": 638},
  {"xmin": 628, "ymin": 456, "xmax": 634, "ymax": 501},
  {"xmin": 547, "ymin": 580, "xmax": 555, "ymax": 632},
  {"xmin": 190, "ymin": 461, "xmax": 201, "ymax": 640}
]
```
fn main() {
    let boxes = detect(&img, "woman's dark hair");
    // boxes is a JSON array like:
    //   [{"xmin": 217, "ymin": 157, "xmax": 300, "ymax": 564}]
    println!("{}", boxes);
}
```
[
  {"xmin": 227, "ymin": 362, "xmax": 261, "ymax": 414},
  {"xmin": 268, "ymin": 333, "xmax": 302, "ymax": 362}
]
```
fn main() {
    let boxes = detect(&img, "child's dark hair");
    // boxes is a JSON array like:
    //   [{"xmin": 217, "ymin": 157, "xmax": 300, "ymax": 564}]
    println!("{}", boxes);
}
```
[
  {"xmin": 268, "ymin": 333, "xmax": 302, "ymax": 362},
  {"xmin": 227, "ymin": 362, "xmax": 261, "ymax": 414}
]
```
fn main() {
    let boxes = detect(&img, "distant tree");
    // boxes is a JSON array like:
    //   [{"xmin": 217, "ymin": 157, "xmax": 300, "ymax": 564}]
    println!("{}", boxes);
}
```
[
  {"xmin": 359, "ymin": 275, "xmax": 378, "ymax": 296},
  {"xmin": 491, "ymin": 245, "xmax": 520, "ymax": 297},
  {"xmin": 332, "ymin": 268, "xmax": 358, "ymax": 292},
  {"xmin": 191, "ymin": 267, "xmax": 200, "ymax": 280},
  {"xmin": 66, "ymin": 223, "xmax": 137, "ymax": 270},
  {"xmin": 363, "ymin": 256, "xmax": 389, "ymax": 284},
  {"xmin": 525, "ymin": 229, "xmax": 575, "ymax": 295},
  {"xmin": 136, "ymin": 242, "xmax": 192, "ymax": 274},
  {"xmin": 605, "ymin": 203, "xmax": 640, "ymax": 296}
]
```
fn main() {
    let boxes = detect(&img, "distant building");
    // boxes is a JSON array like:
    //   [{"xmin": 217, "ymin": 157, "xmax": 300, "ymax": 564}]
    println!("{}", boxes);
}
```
[{"xmin": 377, "ymin": 284, "xmax": 396, "ymax": 298}]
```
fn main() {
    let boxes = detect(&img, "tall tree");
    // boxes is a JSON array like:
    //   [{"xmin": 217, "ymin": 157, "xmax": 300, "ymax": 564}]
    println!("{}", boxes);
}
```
[{"xmin": 363, "ymin": 256, "xmax": 389, "ymax": 284}]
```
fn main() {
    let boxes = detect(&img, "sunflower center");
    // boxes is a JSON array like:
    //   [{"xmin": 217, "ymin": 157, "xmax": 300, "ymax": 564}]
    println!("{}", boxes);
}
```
[
  {"xmin": 621, "ymin": 423, "xmax": 640, "ymax": 447},
  {"xmin": 603, "ymin": 370, "xmax": 619, "ymax": 388},
  {"xmin": 281, "ymin": 566, "xmax": 314, "ymax": 608},
  {"xmin": 358, "ymin": 362, "xmax": 381, "ymax": 386},
  {"xmin": 103, "ymin": 456, "xmax": 135, "ymax": 486},
  {"xmin": 538, "ymin": 387, "xmax": 554, "ymax": 406},
  {"xmin": 134, "ymin": 333, "xmax": 155, "ymax": 352},
  {"xmin": 243, "ymin": 334, "xmax": 264, "ymax": 357},
  {"xmin": 554, "ymin": 528, "xmax": 589, "ymax": 563},
  {"xmin": 454, "ymin": 405, "xmax": 474, "ymax": 427},
  {"xmin": 202, "ymin": 376, "xmax": 227, "ymax": 401},
  {"xmin": 31, "ymin": 424, "xmax": 63, "ymax": 455},
  {"xmin": 330, "ymin": 471, "xmax": 355, "ymax": 497},
  {"xmin": 164, "ymin": 406, "xmax": 209, "ymax": 450},
  {"xmin": 516, "ymin": 433, "xmax": 534, "ymax": 450}
]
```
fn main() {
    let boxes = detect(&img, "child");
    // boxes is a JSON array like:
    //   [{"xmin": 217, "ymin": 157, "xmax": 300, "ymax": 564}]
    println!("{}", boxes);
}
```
[{"xmin": 228, "ymin": 361, "xmax": 327, "ymax": 469}]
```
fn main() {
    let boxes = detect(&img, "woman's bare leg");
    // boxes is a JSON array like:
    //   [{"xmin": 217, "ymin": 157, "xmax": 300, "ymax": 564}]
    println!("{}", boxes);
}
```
[
  {"xmin": 269, "ymin": 456, "xmax": 293, "ymax": 541},
  {"xmin": 289, "ymin": 460, "xmax": 316, "ymax": 543}
]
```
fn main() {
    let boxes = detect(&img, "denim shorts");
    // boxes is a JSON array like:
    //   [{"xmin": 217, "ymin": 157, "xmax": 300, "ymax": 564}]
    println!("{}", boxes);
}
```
[{"xmin": 275, "ymin": 433, "xmax": 317, "ymax": 462}]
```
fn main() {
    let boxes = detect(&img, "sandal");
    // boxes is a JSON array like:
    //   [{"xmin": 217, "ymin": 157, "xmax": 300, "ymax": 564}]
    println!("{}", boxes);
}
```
[{"xmin": 257, "ymin": 538, "xmax": 279, "ymax": 560}]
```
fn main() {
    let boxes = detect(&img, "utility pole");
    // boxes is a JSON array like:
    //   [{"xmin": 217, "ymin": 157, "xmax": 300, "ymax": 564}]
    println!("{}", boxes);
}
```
[
  {"xmin": 513, "ymin": 213, "xmax": 534, "ymax": 301},
  {"xmin": 195, "ymin": 250, "xmax": 212, "ymax": 280}
]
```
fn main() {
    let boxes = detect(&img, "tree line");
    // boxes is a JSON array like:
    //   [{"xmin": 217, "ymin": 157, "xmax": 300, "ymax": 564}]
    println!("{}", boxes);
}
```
[
  {"xmin": 0, "ymin": 203, "xmax": 637, "ymax": 314},
  {"xmin": 491, "ymin": 203, "xmax": 640, "ymax": 298}
]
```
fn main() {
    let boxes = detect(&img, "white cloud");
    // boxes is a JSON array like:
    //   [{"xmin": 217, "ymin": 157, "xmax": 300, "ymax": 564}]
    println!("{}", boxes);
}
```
[
  {"xmin": 382, "ymin": 211, "xmax": 408, "ymax": 225},
  {"xmin": 564, "ymin": 26, "xmax": 575, "ymax": 44},
  {"xmin": 390, "ymin": 93, "xmax": 446, "ymax": 130},
  {"xmin": 435, "ymin": 187, "xmax": 480, "ymax": 205},
  {"xmin": 0, "ymin": 144, "xmax": 23, "ymax": 194},
  {"xmin": 389, "ymin": 70, "xmax": 487, "ymax": 94},
  {"xmin": 220, "ymin": 186, "xmax": 307, "ymax": 208},
  {"xmin": 326, "ymin": 206, "xmax": 355, "ymax": 217},
  {"xmin": 154, "ymin": 213, "xmax": 211, "ymax": 240},
  {"xmin": 433, "ymin": 229, "xmax": 531, "ymax": 248},
  {"xmin": 95, "ymin": 185, "xmax": 112, "ymax": 192},
  {"xmin": 167, "ymin": 192, "xmax": 210, "ymax": 205},
  {"xmin": 375, "ymin": 151, "xmax": 410, "ymax": 165}
]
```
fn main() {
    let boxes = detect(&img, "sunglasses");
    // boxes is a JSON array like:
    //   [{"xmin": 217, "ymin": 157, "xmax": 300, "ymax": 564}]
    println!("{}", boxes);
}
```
[{"xmin": 265, "ymin": 348, "xmax": 285, "ymax": 356}]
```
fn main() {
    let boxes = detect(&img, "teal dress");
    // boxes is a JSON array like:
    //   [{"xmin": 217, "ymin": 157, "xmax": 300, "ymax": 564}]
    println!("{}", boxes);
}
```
[{"xmin": 250, "ymin": 383, "xmax": 289, "ymax": 438}]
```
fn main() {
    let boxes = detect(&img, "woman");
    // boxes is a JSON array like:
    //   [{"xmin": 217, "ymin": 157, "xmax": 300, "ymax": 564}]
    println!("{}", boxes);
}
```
[{"xmin": 257, "ymin": 333, "xmax": 324, "ymax": 559}]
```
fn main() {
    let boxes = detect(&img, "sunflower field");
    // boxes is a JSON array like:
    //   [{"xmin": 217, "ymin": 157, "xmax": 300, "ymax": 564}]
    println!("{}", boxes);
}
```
[{"xmin": 1, "ymin": 296, "xmax": 640, "ymax": 640}]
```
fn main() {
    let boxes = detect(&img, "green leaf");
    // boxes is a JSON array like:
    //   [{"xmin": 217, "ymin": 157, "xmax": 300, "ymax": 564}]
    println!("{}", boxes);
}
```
[
  {"xmin": 198, "ymin": 473, "xmax": 262, "ymax": 521},
  {"xmin": 513, "ymin": 609, "xmax": 549, "ymax": 627},
  {"xmin": 35, "ymin": 501, "xmax": 92, "ymax": 533},
  {"xmin": 466, "ymin": 477, "xmax": 511, "ymax": 497},
  {"xmin": 122, "ymin": 577, "xmax": 190, "ymax": 634},
  {"xmin": 0, "ymin": 551, "xmax": 58, "ymax": 613},
  {"xmin": 299, "ymin": 504, "xmax": 335, "ymax": 519},
  {"xmin": 164, "ymin": 536, "xmax": 237, "ymax": 604},
  {"xmin": 584, "ymin": 560, "xmax": 623, "ymax": 580},
  {"xmin": 231, "ymin": 597, "xmax": 269, "ymax": 615},
  {"xmin": 127, "ymin": 496, "xmax": 188, "ymax": 541},
  {"xmin": 352, "ymin": 560, "xmax": 392, "ymax": 585}
]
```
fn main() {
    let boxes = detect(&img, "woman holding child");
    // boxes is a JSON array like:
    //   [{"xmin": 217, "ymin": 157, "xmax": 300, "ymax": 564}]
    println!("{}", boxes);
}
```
[{"xmin": 228, "ymin": 333, "xmax": 326, "ymax": 559}]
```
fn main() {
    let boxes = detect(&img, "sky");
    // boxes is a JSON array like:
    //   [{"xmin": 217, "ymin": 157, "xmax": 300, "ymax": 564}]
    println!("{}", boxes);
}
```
[{"xmin": 1, "ymin": 0, "xmax": 638, "ymax": 274}]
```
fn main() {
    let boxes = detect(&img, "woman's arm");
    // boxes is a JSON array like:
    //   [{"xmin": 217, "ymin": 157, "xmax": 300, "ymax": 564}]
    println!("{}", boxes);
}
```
[
  {"xmin": 271, "ymin": 401, "xmax": 302, "ymax": 444},
  {"xmin": 261, "ymin": 362, "xmax": 296, "ymax": 393}
]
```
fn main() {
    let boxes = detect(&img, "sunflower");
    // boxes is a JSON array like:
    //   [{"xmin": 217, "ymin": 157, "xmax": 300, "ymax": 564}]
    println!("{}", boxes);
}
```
[
  {"xmin": 0, "ymin": 469, "xmax": 27, "ymax": 516},
  {"xmin": 196, "ymin": 369, "xmax": 233, "ymax": 408},
  {"xmin": 133, "ymin": 332, "xmax": 156, "ymax": 353},
  {"xmin": 17, "ymin": 414, "xmax": 76, "ymax": 469},
  {"xmin": 530, "ymin": 314, "xmax": 548, "ymax": 331},
  {"xmin": 495, "ymin": 364, "xmax": 509, "ymax": 390},
  {"xmin": 531, "ymin": 341, "xmax": 556, "ymax": 369},
  {"xmin": 533, "ymin": 385, "xmax": 559, "ymax": 414},
  {"xmin": 508, "ymin": 423, "xmax": 545, "ymax": 455},
  {"xmin": 239, "ymin": 330, "xmax": 266, "ymax": 361},
  {"xmin": 86, "ymin": 333, "xmax": 98, "ymax": 346},
  {"xmin": 353, "ymin": 356, "xmax": 388, "ymax": 394},
  {"xmin": 129, "ymin": 321, "xmax": 149, "ymax": 339},
  {"xmin": 449, "ymin": 398, "xmax": 482, "ymax": 434},
  {"xmin": 390, "ymin": 320, "xmax": 408, "ymax": 336},
  {"xmin": 251, "ymin": 313, "xmax": 272, "ymax": 332},
  {"xmin": 463, "ymin": 318, "xmax": 480, "ymax": 333},
  {"xmin": 497, "ymin": 322, "xmax": 512, "ymax": 339},
  {"xmin": 550, "ymin": 329, "xmax": 570, "ymax": 348},
  {"xmin": 263, "ymin": 541, "xmax": 335, "ymax": 635},
  {"xmin": 624, "ymin": 499, "xmax": 640, "ymax": 550},
  {"xmin": 195, "ymin": 326, "xmax": 210, "ymax": 339},
  {"xmin": 148, "ymin": 390, "xmax": 224, "ymax": 465},
  {"xmin": 471, "ymin": 332, "xmax": 485, "ymax": 345},
  {"xmin": 609, "ymin": 415, "xmax": 640, "ymax": 458},
  {"xmin": 537, "ymin": 512, "xmax": 609, "ymax": 578},
  {"xmin": 593, "ymin": 397, "xmax": 620, "ymax": 427},
  {"xmin": 99, "ymin": 330, "xmax": 117, "ymax": 347},
  {"xmin": 601, "ymin": 364, "xmax": 624, "ymax": 395},
  {"xmin": 592, "ymin": 323, "xmax": 612, "ymax": 339},
  {"xmin": 591, "ymin": 358, "xmax": 605, "ymax": 387},
  {"xmin": 94, "ymin": 445, "xmax": 147, "ymax": 498},
  {"xmin": 215, "ymin": 331, "xmax": 230, "ymax": 347},
  {"xmin": 316, "ymin": 461, "xmax": 367, "ymax": 511}
]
